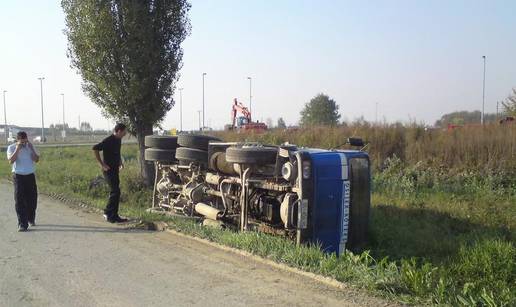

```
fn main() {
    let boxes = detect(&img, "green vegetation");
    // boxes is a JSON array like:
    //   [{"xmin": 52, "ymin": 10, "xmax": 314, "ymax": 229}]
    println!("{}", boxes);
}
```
[
  {"xmin": 434, "ymin": 110, "xmax": 497, "ymax": 127},
  {"xmin": 1, "ymin": 124, "xmax": 514, "ymax": 305},
  {"xmin": 502, "ymin": 88, "xmax": 516, "ymax": 116},
  {"xmin": 300, "ymin": 93, "xmax": 341, "ymax": 126},
  {"xmin": 276, "ymin": 117, "xmax": 287, "ymax": 129}
]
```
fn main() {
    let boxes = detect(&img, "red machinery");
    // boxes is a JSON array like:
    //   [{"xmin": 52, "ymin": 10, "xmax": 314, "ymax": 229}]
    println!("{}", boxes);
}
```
[{"xmin": 226, "ymin": 98, "xmax": 267, "ymax": 132}]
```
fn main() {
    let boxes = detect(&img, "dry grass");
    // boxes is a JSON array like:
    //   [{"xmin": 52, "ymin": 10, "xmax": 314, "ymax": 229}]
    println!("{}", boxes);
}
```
[{"xmin": 214, "ymin": 123, "xmax": 516, "ymax": 173}]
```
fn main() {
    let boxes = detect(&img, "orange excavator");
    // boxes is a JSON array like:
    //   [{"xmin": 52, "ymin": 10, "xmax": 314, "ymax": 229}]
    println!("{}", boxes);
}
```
[{"xmin": 225, "ymin": 98, "xmax": 267, "ymax": 132}]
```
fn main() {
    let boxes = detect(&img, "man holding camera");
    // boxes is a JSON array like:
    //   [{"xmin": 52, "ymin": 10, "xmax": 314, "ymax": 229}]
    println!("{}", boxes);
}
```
[{"xmin": 7, "ymin": 131, "xmax": 40, "ymax": 232}]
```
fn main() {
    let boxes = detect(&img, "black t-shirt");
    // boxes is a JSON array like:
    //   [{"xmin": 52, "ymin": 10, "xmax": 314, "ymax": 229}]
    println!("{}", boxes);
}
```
[{"xmin": 93, "ymin": 135, "xmax": 122, "ymax": 169}]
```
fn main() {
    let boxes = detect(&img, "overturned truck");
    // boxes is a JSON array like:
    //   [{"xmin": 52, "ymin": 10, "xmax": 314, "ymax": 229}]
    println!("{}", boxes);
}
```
[{"xmin": 144, "ymin": 134, "xmax": 371, "ymax": 255}]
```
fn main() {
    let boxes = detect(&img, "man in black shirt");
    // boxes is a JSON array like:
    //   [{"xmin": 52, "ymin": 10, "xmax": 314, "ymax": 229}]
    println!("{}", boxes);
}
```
[{"xmin": 93, "ymin": 123, "xmax": 128, "ymax": 223}]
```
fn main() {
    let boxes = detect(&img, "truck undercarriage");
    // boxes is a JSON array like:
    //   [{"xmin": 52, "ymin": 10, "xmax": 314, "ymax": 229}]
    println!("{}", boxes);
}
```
[{"xmin": 144, "ymin": 134, "xmax": 371, "ymax": 254}]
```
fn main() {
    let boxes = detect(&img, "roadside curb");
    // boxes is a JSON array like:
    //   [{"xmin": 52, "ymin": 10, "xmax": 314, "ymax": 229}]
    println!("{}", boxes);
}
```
[
  {"xmin": 44, "ymin": 192, "xmax": 104, "ymax": 214},
  {"xmin": 162, "ymin": 229, "xmax": 400, "ymax": 306},
  {"xmin": 165, "ymin": 228, "xmax": 351, "ymax": 290}
]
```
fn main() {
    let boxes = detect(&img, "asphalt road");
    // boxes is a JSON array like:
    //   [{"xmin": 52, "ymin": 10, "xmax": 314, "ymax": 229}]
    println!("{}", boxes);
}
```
[{"xmin": 0, "ymin": 183, "xmax": 392, "ymax": 307}]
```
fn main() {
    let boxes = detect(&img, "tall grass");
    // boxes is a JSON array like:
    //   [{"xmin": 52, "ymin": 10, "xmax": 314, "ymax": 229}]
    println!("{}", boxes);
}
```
[
  {"xmin": 215, "ymin": 123, "xmax": 516, "ymax": 172},
  {"xmin": 0, "ymin": 124, "xmax": 514, "ymax": 305}
]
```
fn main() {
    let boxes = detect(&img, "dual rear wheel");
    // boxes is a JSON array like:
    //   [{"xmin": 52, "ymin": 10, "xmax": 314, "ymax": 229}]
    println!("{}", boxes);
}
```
[{"xmin": 144, "ymin": 135, "xmax": 279, "ymax": 168}]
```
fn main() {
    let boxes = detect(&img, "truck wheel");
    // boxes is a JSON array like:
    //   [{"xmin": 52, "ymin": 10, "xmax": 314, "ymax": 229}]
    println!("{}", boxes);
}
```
[
  {"xmin": 225, "ymin": 146, "xmax": 278, "ymax": 164},
  {"xmin": 177, "ymin": 134, "xmax": 221, "ymax": 151},
  {"xmin": 144, "ymin": 148, "xmax": 177, "ymax": 163},
  {"xmin": 144, "ymin": 135, "xmax": 179, "ymax": 149},
  {"xmin": 175, "ymin": 147, "xmax": 209, "ymax": 165}
]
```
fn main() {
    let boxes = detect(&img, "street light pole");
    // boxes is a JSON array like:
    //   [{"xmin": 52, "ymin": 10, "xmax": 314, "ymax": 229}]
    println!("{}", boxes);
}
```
[
  {"xmin": 481, "ymin": 56, "xmax": 486, "ymax": 125},
  {"xmin": 3, "ymin": 90, "xmax": 7, "ymax": 144},
  {"xmin": 61, "ymin": 93, "xmax": 65, "ymax": 141},
  {"xmin": 38, "ymin": 77, "xmax": 45, "ymax": 142},
  {"xmin": 197, "ymin": 110, "xmax": 202, "ymax": 131},
  {"xmin": 247, "ymin": 77, "xmax": 252, "ymax": 115},
  {"xmin": 375, "ymin": 102, "xmax": 379, "ymax": 124},
  {"xmin": 179, "ymin": 88, "xmax": 183, "ymax": 131},
  {"xmin": 202, "ymin": 73, "xmax": 206, "ymax": 130}
]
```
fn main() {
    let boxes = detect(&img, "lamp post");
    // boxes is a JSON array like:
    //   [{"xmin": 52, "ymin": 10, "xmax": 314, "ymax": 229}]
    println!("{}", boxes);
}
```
[
  {"xmin": 61, "ymin": 93, "xmax": 65, "ymax": 141},
  {"xmin": 375, "ymin": 102, "xmax": 379, "ymax": 124},
  {"xmin": 197, "ymin": 110, "xmax": 202, "ymax": 131},
  {"xmin": 481, "ymin": 56, "xmax": 486, "ymax": 125},
  {"xmin": 202, "ymin": 73, "xmax": 207, "ymax": 130},
  {"xmin": 247, "ymin": 77, "xmax": 252, "ymax": 115},
  {"xmin": 37, "ymin": 77, "xmax": 45, "ymax": 142},
  {"xmin": 2, "ymin": 90, "xmax": 7, "ymax": 143},
  {"xmin": 179, "ymin": 88, "xmax": 183, "ymax": 131}
]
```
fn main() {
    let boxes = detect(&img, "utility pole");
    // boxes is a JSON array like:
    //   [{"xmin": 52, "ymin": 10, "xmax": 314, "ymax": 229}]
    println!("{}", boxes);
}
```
[
  {"xmin": 202, "ymin": 73, "xmax": 207, "ymax": 130},
  {"xmin": 179, "ymin": 88, "xmax": 183, "ymax": 131},
  {"xmin": 3, "ymin": 90, "xmax": 7, "ymax": 143},
  {"xmin": 197, "ymin": 110, "xmax": 202, "ymax": 131},
  {"xmin": 37, "ymin": 77, "xmax": 45, "ymax": 142},
  {"xmin": 375, "ymin": 102, "xmax": 379, "ymax": 124},
  {"xmin": 247, "ymin": 77, "xmax": 252, "ymax": 115},
  {"xmin": 61, "ymin": 93, "xmax": 65, "ymax": 141},
  {"xmin": 481, "ymin": 56, "xmax": 486, "ymax": 125},
  {"xmin": 496, "ymin": 101, "xmax": 499, "ymax": 120}
]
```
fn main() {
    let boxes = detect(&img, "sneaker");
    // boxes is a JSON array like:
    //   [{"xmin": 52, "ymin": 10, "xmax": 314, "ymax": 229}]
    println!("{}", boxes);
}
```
[
  {"xmin": 18, "ymin": 226, "xmax": 28, "ymax": 232},
  {"xmin": 103, "ymin": 214, "xmax": 117, "ymax": 223},
  {"xmin": 28, "ymin": 221, "xmax": 36, "ymax": 227},
  {"xmin": 113, "ymin": 216, "xmax": 129, "ymax": 223},
  {"xmin": 102, "ymin": 214, "xmax": 116, "ymax": 223}
]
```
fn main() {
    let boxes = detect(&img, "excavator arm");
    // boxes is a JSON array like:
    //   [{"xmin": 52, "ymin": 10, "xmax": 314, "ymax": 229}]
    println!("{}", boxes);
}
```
[{"xmin": 231, "ymin": 98, "xmax": 252, "ymax": 128}]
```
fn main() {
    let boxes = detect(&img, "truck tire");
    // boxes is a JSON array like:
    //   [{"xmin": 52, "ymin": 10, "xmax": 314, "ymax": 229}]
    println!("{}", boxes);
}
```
[
  {"xmin": 225, "ymin": 146, "xmax": 278, "ymax": 165},
  {"xmin": 177, "ymin": 134, "xmax": 221, "ymax": 151},
  {"xmin": 175, "ymin": 147, "xmax": 209, "ymax": 165},
  {"xmin": 144, "ymin": 135, "xmax": 179, "ymax": 149},
  {"xmin": 144, "ymin": 148, "xmax": 177, "ymax": 163}
]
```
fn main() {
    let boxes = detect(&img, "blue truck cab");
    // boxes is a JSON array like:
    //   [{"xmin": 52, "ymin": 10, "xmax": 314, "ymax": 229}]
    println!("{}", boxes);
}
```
[{"xmin": 295, "ymin": 149, "xmax": 371, "ymax": 255}]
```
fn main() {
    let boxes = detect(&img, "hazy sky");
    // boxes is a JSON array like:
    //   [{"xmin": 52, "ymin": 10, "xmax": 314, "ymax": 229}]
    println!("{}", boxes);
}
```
[{"xmin": 0, "ymin": 0, "xmax": 515, "ymax": 131}]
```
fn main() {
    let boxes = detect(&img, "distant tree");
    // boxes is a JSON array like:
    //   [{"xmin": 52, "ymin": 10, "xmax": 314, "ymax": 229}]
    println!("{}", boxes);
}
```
[
  {"xmin": 434, "ymin": 110, "xmax": 497, "ymax": 127},
  {"xmin": 277, "ymin": 117, "xmax": 286, "ymax": 129},
  {"xmin": 502, "ymin": 88, "xmax": 516, "ymax": 116},
  {"xmin": 265, "ymin": 118, "xmax": 274, "ymax": 128},
  {"xmin": 80, "ymin": 122, "xmax": 93, "ymax": 132},
  {"xmin": 62, "ymin": 0, "xmax": 191, "ymax": 185},
  {"xmin": 300, "ymin": 93, "xmax": 340, "ymax": 126}
]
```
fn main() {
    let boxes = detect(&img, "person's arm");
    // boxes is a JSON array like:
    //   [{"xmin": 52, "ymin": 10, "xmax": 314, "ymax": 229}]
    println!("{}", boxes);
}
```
[
  {"xmin": 7, "ymin": 143, "xmax": 21, "ymax": 164},
  {"xmin": 93, "ymin": 150, "xmax": 110, "ymax": 171},
  {"xmin": 28, "ymin": 142, "xmax": 40, "ymax": 163},
  {"xmin": 92, "ymin": 140, "xmax": 110, "ymax": 171}
]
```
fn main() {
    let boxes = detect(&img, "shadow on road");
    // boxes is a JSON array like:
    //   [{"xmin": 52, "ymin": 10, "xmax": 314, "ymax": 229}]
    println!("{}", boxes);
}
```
[{"xmin": 30, "ymin": 224, "xmax": 150, "ymax": 234}]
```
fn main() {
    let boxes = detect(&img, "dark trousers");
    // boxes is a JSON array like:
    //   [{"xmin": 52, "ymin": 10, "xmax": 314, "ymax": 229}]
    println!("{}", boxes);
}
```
[
  {"xmin": 13, "ymin": 173, "xmax": 38, "ymax": 227},
  {"xmin": 103, "ymin": 169, "xmax": 120, "ymax": 219}
]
